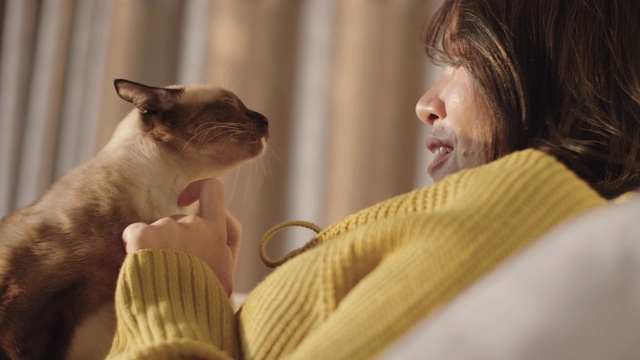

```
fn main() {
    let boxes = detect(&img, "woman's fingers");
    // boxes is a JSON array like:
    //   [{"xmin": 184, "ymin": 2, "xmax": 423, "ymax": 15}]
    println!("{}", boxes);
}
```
[
  {"xmin": 122, "ymin": 222, "xmax": 154, "ymax": 253},
  {"xmin": 226, "ymin": 211, "xmax": 242, "ymax": 261},
  {"xmin": 177, "ymin": 179, "xmax": 205, "ymax": 207},
  {"xmin": 198, "ymin": 178, "xmax": 226, "ymax": 224},
  {"xmin": 121, "ymin": 178, "xmax": 241, "ymax": 294}
]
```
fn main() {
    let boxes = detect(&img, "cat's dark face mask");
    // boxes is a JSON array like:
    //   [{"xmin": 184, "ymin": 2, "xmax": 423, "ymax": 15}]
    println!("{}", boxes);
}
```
[{"xmin": 114, "ymin": 78, "xmax": 269, "ymax": 168}]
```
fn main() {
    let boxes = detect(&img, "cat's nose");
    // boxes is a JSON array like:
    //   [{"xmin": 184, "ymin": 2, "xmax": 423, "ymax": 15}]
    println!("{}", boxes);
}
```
[{"xmin": 247, "ymin": 110, "xmax": 268, "ymax": 128}]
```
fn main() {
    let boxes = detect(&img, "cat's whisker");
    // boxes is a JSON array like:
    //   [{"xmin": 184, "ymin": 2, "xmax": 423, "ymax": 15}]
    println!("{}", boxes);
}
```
[
  {"xmin": 201, "ymin": 129, "xmax": 239, "ymax": 145},
  {"xmin": 193, "ymin": 121, "xmax": 219, "ymax": 134},
  {"xmin": 195, "ymin": 125, "xmax": 239, "ymax": 145},
  {"xmin": 197, "ymin": 127, "xmax": 220, "ymax": 145},
  {"xmin": 266, "ymin": 146, "xmax": 285, "ymax": 168},
  {"xmin": 264, "ymin": 154, "xmax": 273, "ymax": 184},
  {"xmin": 227, "ymin": 166, "xmax": 241, "ymax": 205},
  {"xmin": 181, "ymin": 133, "xmax": 203, "ymax": 154},
  {"xmin": 208, "ymin": 125, "xmax": 249, "ymax": 141},
  {"xmin": 241, "ymin": 162, "xmax": 253, "ymax": 209},
  {"xmin": 254, "ymin": 156, "xmax": 270, "ymax": 193},
  {"xmin": 181, "ymin": 122, "xmax": 226, "ymax": 153},
  {"xmin": 263, "ymin": 149, "xmax": 276, "ymax": 187},
  {"xmin": 197, "ymin": 123, "xmax": 249, "ymax": 143}
]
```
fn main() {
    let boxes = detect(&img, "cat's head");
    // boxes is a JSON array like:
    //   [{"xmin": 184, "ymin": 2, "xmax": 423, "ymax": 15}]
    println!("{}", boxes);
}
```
[{"xmin": 113, "ymin": 79, "xmax": 268, "ymax": 172}]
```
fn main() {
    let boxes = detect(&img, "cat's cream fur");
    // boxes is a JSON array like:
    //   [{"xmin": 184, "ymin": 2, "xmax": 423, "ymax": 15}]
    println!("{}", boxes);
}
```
[{"xmin": 0, "ymin": 79, "xmax": 268, "ymax": 360}]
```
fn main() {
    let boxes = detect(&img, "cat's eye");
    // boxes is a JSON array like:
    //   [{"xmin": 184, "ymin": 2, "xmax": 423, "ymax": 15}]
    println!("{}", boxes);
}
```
[{"xmin": 223, "ymin": 97, "xmax": 237, "ymax": 106}]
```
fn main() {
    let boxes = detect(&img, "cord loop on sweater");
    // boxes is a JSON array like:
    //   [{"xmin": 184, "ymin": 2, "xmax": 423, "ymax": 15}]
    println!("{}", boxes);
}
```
[{"xmin": 259, "ymin": 221, "xmax": 322, "ymax": 268}]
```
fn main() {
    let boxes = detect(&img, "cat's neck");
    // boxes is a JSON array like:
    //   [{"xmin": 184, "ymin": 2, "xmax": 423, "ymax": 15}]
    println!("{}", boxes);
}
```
[{"xmin": 97, "ymin": 111, "xmax": 219, "ymax": 220}]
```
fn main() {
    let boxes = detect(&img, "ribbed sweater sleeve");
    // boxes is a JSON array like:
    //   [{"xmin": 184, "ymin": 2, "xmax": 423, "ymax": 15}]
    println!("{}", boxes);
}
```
[{"xmin": 107, "ymin": 249, "xmax": 239, "ymax": 359}]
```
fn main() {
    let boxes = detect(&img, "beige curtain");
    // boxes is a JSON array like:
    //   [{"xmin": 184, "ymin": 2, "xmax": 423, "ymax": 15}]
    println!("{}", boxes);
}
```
[{"xmin": 0, "ymin": 0, "xmax": 438, "ymax": 293}]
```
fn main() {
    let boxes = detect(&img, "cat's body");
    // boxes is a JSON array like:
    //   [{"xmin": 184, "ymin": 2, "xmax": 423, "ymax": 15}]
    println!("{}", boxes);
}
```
[{"xmin": 0, "ymin": 79, "xmax": 268, "ymax": 360}]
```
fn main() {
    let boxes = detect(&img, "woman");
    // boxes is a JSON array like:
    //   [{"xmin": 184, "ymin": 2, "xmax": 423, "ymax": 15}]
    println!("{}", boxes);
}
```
[
  {"xmin": 419, "ymin": 0, "xmax": 640, "ymax": 196},
  {"xmin": 108, "ymin": 0, "xmax": 640, "ymax": 358}
]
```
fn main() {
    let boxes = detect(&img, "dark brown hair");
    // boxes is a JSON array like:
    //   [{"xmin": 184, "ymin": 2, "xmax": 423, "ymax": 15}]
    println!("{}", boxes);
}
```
[{"xmin": 424, "ymin": 0, "xmax": 640, "ymax": 199}]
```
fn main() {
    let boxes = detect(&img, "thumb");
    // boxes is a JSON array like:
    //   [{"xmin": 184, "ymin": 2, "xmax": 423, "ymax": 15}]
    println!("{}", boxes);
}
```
[{"xmin": 199, "ymin": 178, "xmax": 226, "ymax": 221}]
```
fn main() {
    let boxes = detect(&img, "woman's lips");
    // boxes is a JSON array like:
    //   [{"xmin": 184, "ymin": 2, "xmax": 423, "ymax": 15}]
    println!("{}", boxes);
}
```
[
  {"xmin": 428, "ymin": 146, "xmax": 453, "ymax": 174},
  {"xmin": 426, "ymin": 135, "xmax": 454, "ymax": 177}
]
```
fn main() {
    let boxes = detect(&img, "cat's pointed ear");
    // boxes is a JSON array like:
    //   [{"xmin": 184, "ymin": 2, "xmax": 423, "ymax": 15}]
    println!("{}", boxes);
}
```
[{"xmin": 114, "ymin": 79, "xmax": 183, "ymax": 114}]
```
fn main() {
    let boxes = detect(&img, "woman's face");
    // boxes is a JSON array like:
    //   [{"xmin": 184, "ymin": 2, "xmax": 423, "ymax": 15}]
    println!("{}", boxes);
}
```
[{"xmin": 416, "ymin": 65, "xmax": 494, "ymax": 182}]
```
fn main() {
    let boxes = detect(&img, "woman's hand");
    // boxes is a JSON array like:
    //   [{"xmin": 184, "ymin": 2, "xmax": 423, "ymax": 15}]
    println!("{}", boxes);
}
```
[{"xmin": 122, "ymin": 178, "xmax": 241, "ymax": 295}]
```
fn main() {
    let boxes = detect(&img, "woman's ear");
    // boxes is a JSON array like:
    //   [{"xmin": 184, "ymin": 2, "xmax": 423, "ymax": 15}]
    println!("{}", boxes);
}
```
[{"xmin": 114, "ymin": 79, "xmax": 183, "ymax": 114}]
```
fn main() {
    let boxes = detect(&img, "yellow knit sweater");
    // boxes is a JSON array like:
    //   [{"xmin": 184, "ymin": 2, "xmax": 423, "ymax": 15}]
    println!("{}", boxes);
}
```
[{"xmin": 107, "ymin": 149, "xmax": 605, "ymax": 359}]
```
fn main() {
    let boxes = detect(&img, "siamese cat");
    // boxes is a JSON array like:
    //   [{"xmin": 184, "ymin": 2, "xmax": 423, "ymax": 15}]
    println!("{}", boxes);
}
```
[{"xmin": 0, "ymin": 79, "xmax": 269, "ymax": 360}]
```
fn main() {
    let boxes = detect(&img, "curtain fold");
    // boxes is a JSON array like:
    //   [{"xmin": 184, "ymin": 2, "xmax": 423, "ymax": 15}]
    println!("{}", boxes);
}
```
[
  {"xmin": 0, "ymin": 0, "xmax": 438, "ymax": 292},
  {"xmin": 327, "ymin": 0, "xmax": 431, "ymax": 224},
  {"xmin": 55, "ymin": 0, "xmax": 114, "ymax": 179},
  {"xmin": 0, "ymin": 0, "xmax": 39, "ymax": 215}
]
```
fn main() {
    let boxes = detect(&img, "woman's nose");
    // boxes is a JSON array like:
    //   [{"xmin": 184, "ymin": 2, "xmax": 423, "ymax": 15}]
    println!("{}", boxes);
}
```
[{"xmin": 415, "ymin": 86, "xmax": 446, "ymax": 126}]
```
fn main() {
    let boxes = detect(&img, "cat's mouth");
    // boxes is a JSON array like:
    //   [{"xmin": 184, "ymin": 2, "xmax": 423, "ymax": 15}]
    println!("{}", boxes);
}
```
[
  {"xmin": 230, "ymin": 132, "xmax": 268, "ymax": 144},
  {"xmin": 237, "ymin": 119, "xmax": 269, "ymax": 143}
]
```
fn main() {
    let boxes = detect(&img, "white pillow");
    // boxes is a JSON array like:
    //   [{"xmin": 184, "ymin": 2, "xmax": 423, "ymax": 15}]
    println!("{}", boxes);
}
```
[{"xmin": 381, "ymin": 197, "xmax": 640, "ymax": 360}]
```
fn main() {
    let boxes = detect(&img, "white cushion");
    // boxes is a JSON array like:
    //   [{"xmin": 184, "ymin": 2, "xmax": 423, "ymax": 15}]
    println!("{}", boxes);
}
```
[{"xmin": 381, "ymin": 197, "xmax": 640, "ymax": 359}]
